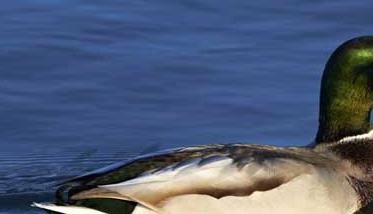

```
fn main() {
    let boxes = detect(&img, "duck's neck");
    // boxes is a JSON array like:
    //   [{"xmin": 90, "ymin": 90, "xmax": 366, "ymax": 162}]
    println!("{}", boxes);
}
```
[{"xmin": 316, "ymin": 99, "xmax": 371, "ymax": 143}]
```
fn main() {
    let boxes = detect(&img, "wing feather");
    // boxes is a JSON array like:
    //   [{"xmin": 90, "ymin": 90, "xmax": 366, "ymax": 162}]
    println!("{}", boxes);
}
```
[{"xmin": 71, "ymin": 155, "xmax": 319, "ymax": 210}]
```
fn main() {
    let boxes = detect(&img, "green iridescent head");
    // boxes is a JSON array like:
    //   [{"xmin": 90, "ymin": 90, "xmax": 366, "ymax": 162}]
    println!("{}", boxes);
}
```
[{"xmin": 316, "ymin": 36, "xmax": 373, "ymax": 144}]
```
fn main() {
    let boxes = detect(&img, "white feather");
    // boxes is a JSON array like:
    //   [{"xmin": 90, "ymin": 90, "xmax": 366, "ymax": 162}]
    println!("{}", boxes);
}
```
[
  {"xmin": 339, "ymin": 130, "xmax": 373, "ymax": 143},
  {"xmin": 31, "ymin": 202, "xmax": 108, "ymax": 214}
]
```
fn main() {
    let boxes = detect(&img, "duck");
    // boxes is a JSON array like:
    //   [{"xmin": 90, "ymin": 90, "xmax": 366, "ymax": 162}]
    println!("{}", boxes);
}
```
[{"xmin": 33, "ymin": 36, "xmax": 373, "ymax": 214}]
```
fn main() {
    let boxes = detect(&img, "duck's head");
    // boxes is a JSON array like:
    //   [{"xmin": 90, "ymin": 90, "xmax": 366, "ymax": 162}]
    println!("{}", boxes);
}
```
[{"xmin": 316, "ymin": 36, "xmax": 373, "ymax": 144}]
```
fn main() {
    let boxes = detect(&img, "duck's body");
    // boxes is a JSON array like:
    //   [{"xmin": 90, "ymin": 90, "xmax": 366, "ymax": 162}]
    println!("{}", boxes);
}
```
[
  {"xmin": 33, "ymin": 36, "xmax": 373, "ymax": 214},
  {"xmin": 34, "ymin": 141, "xmax": 372, "ymax": 214}
]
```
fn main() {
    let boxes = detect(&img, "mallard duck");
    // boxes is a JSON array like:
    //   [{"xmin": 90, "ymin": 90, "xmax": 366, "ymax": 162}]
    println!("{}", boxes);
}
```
[{"xmin": 33, "ymin": 36, "xmax": 373, "ymax": 214}]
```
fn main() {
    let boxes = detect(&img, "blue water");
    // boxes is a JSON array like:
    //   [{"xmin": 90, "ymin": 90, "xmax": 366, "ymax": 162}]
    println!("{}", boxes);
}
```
[{"xmin": 1, "ymin": 0, "xmax": 373, "ymax": 213}]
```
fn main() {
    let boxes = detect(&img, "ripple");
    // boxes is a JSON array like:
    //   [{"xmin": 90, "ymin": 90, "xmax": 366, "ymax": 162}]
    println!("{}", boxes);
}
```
[{"xmin": 0, "ymin": 150, "xmax": 140, "ymax": 195}]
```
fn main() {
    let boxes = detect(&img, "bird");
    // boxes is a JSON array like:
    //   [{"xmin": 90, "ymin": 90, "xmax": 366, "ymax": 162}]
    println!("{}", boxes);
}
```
[{"xmin": 33, "ymin": 36, "xmax": 373, "ymax": 214}]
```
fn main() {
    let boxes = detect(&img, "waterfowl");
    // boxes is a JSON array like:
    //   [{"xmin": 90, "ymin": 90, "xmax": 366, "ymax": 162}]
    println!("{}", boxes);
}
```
[{"xmin": 33, "ymin": 36, "xmax": 373, "ymax": 214}]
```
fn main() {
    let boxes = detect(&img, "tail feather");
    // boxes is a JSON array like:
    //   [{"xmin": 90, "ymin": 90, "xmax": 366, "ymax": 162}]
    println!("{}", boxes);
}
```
[{"xmin": 32, "ymin": 202, "xmax": 108, "ymax": 214}]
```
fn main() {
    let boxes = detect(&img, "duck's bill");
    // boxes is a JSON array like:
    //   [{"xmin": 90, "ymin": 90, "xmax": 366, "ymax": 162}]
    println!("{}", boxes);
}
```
[{"xmin": 31, "ymin": 202, "xmax": 108, "ymax": 214}]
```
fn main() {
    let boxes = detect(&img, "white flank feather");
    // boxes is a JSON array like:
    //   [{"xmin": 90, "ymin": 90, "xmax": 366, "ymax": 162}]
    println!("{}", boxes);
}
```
[{"xmin": 132, "ymin": 171, "xmax": 359, "ymax": 214}]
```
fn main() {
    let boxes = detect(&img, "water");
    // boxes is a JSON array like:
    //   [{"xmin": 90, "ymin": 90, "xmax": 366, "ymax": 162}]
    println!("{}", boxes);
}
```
[{"xmin": 1, "ymin": 0, "xmax": 373, "ymax": 213}]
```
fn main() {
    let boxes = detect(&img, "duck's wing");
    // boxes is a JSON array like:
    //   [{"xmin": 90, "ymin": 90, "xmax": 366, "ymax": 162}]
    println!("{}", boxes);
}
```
[{"xmin": 52, "ymin": 144, "xmax": 335, "ymax": 213}]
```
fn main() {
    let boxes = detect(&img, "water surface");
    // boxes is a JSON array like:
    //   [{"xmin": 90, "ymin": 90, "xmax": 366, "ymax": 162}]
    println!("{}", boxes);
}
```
[{"xmin": 1, "ymin": 0, "xmax": 373, "ymax": 213}]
